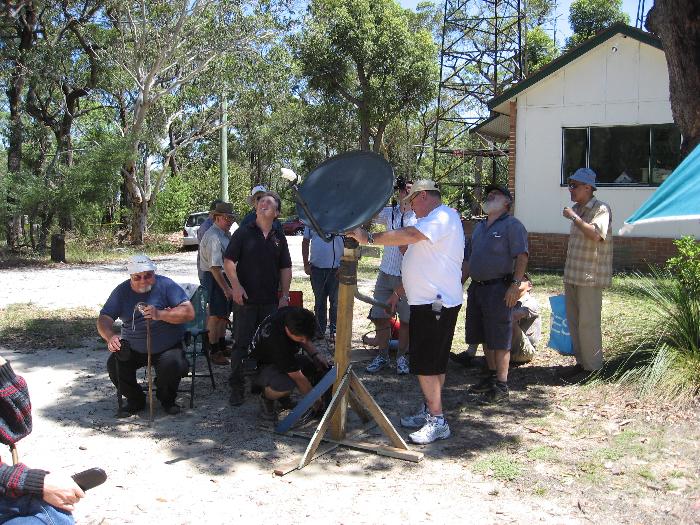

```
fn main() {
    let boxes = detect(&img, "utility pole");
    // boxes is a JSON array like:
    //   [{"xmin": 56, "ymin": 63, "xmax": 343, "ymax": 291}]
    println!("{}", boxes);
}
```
[{"xmin": 220, "ymin": 95, "xmax": 229, "ymax": 202}]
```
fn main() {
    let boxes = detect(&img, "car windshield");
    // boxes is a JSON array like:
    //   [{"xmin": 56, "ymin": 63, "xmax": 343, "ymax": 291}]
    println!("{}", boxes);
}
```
[{"xmin": 185, "ymin": 213, "xmax": 207, "ymax": 227}]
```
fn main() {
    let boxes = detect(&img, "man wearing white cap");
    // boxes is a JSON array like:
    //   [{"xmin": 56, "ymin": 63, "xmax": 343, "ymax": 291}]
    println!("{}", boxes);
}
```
[
  {"xmin": 239, "ymin": 185, "xmax": 283, "ymax": 234},
  {"xmin": 347, "ymin": 180, "xmax": 464, "ymax": 444},
  {"xmin": 97, "ymin": 255, "xmax": 195, "ymax": 415}
]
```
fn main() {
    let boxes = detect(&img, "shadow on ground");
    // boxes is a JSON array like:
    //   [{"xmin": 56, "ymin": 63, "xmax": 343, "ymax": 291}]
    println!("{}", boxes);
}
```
[{"xmin": 21, "ymin": 340, "xmax": 570, "ymax": 481}]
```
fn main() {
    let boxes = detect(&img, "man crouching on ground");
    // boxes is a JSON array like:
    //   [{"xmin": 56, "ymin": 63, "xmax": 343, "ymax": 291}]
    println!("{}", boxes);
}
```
[
  {"xmin": 97, "ymin": 255, "xmax": 195, "ymax": 416},
  {"xmin": 250, "ymin": 307, "xmax": 330, "ymax": 421}
]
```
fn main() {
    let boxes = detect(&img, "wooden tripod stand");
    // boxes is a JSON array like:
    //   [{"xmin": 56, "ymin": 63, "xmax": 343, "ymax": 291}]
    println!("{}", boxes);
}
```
[{"xmin": 275, "ymin": 238, "xmax": 422, "ymax": 474}]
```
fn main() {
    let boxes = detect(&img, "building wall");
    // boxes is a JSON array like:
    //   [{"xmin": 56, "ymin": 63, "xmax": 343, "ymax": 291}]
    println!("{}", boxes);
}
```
[
  {"xmin": 513, "ymin": 35, "xmax": 700, "ymax": 242},
  {"xmin": 527, "ymin": 232, "xmax": 677, "ymax": 270}
]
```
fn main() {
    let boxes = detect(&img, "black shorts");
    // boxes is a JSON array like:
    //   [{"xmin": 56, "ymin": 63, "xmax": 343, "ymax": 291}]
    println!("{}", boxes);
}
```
[
  {"xmin": 465, "ymin": 281, "xmax": 513, "ymax": 350},
  {"xmin": 253, "ymin": 364, "xmax": 296, "ymax": 393},
  {"xmin": 408, "ymin": 304, "xmax": 461, "ymax": 375},
  {"xmin": 252, "ymin": 355, "xmax": 318, "ymax": 394},
  {"xmin": 202, "ymin": 271, "xmax": 231, "ymax": 318}
]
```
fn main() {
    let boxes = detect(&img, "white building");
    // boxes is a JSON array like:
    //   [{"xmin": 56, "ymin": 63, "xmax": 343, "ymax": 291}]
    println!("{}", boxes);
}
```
[{"xmin": 475, "ymin": 23, "xmax": 699, "ymax": 268}]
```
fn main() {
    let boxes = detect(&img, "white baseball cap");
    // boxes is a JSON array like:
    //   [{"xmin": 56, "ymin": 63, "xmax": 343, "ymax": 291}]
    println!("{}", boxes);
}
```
[
  {"xmin": 127, "ymin": 254, "xmax": 157, "ymax": 274},
  {"xmin": 247, "ymin": 185, "xmax": 268, "ymax": 205}
]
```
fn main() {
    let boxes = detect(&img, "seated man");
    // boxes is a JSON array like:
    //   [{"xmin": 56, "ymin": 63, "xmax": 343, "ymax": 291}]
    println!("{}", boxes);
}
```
[
  {"xmin": 249, "ymin": 307, "xmax": 330, "ymax": 421},
  {"xmin": 510, "ymin": 274, "xmax": 541, "ymax": 364},
  {"xmin": 97, "ymin": 255, "xmax": 195, "ymax": 416},
  {"xmin": 0, "ymin": 355, "xmax": 83, "ymax": 524}
]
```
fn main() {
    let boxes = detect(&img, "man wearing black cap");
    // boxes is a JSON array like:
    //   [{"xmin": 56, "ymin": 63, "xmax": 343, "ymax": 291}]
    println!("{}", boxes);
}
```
[{"xmin": 462, "ymin": 184, "xmax": 529, "ymax": 403}]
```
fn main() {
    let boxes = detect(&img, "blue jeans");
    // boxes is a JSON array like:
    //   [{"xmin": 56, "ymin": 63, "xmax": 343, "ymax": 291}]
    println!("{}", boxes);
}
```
[
  {"xmin": 0, "ymin": 495, "xmax": 74, "ymax": 524},
  {"xmin": 310, "ymin": 266, "xmax": 339, "ymax": 334}
]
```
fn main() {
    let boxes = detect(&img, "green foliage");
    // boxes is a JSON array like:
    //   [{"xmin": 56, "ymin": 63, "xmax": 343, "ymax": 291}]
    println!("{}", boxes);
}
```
[
  {"xmin": 567, "ymin": 0, "xmax": 629, "ymax": 49},
  {"xmin": 526, "ymin": 26, "xmax": 559, "ymax": 75},
  {"xmin": 297, "ymin": 0, "xmax": 438, "ymax": 150},
  {"xmin": 666, "ymin": 236, "xmax": 700, "ymax": 298},
  {"xmin": 599, "ymin": 264, "xmax": 700, "ymax": 402}
]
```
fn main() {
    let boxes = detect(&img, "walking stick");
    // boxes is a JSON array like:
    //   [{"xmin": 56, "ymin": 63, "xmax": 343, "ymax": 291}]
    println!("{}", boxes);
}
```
[
  {"xmin": 146, "ymin": 316, "xmax": 154, "ymax": 425},
  {"xmin": 10, "ymin": 444, "xmax": 18, "ymax": 465},
  {"xmin": 115, "ymin": 358, "xmax": 124, "ymax": 416}
]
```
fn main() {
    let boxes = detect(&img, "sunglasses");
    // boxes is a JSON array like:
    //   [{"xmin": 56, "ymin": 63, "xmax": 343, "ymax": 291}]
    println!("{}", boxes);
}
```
[
  {"xmin": 131, "ymin": 271, "xmax": 155, "ymax": 281},
  {"xmin": 568, "ymin": 182, "xmax": 585, "ymax": 190}
]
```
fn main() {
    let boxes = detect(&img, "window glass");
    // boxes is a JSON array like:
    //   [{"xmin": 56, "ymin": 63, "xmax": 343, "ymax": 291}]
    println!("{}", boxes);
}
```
[
  {"xmin": 562, "ymin": 124, "xmax": 680, "ymax": 186},
  {"xmin": 589, "ymin": 126, "xmax": 650, "ymax": 184},
  {"xmin": 651, "ymin": 125, "xmax": 681, "ymax": 184},
  {"xmin": 562, "ymin": 128, "xmax": 587, "ymax": 182}
]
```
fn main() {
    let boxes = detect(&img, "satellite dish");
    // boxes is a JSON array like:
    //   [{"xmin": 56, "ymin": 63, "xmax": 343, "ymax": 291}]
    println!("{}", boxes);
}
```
[{"xmin": 295, "ymin": 151, "xmax": 394, "ymax": 237}]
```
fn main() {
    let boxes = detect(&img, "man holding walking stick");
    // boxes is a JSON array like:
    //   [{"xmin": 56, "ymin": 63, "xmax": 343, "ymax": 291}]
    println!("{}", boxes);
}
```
[{"xmin": 97, "ymin": 255, "xmax": 194, "ymax": 416}]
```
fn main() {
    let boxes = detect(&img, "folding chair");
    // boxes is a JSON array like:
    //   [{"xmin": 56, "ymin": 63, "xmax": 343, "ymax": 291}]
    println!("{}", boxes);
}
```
[{"xmin": 179, "ymin": 286, "xmax": 215, "ymax": 408}]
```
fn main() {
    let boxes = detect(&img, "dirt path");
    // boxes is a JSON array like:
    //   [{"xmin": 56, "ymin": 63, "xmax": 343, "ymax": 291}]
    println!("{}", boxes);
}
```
[{"xmin": 1, "ymin": 245, "xmax": 696, "ymax": 524}]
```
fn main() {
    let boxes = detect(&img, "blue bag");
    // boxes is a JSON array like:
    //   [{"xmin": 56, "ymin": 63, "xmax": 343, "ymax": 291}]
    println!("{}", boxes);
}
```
[{"xmin": 548, "ymin": 294, "xmax": 574, "ymax": 356}]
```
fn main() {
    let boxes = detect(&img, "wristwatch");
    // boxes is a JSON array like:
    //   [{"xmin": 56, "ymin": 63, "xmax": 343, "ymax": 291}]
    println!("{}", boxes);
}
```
[
  {"xmin": 281, "ymin": 294, "xmax": 290, "ymax": 301},
  {"xmin": 366, "ymin": 231, "xmax": 375, "ymax": 244},
  {"xmin": 511, "ymin": 278, "xmax": 522, "ymax": 287}
]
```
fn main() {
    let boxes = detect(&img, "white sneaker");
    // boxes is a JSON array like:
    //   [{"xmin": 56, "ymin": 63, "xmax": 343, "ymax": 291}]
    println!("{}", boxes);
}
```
[
  {"xmin": 396, "ymin": 355, "xmax": 409, "ymax": 375},
  {"xmin": 400, "ymin": 403, "xmax": 429, "ymax": 428},
  {"xmin": 366, "ymin": 355, "xmax": 389, "ymax": 374},
  {"xmin": 408, "ymin": 415, "xmax": 451, "ymax": 444}
]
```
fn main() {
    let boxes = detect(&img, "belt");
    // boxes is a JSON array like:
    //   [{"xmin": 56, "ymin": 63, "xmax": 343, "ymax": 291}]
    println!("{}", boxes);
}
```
[{"xmin": 472, "ymin": 275, "xmax": 512, "ymax": 286}]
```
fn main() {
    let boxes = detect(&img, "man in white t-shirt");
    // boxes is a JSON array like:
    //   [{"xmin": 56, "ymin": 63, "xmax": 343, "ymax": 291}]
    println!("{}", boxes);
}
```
[
  {"xmin": 347, "ymin": 180, "xmax": 464, "ymax": 445},
  {"xmin": 364, "ymin": 177, "xmax": 416, "ymax": 375}
]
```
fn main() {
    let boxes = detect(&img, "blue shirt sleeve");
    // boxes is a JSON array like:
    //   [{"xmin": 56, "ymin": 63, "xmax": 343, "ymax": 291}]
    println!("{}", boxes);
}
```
[
  {"xmin": 100, "ymin": 283, "xmax": 125, "ymax": 320},
  {"xmin": 508, "ymin": 219, "xmax": 529, "ymax": 258},
  {"xmin": 164, "ymin": 278, "xmax": 189, "ymax": 306}
]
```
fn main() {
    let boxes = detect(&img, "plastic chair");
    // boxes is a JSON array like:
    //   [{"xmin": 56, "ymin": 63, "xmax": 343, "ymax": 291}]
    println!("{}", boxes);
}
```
[{"xmin": 179, "ymin": 286, "xmax": 215, "ymax": 407}]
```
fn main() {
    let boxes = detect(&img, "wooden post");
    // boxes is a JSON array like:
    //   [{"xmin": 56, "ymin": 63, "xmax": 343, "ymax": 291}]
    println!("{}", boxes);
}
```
[
  {"xmin": 331, "ymin": 237, "xmax": 359, "ymax": 440},
  {"xmin": 50, "ymin": 234, "xmax": 66, "ymax": 263}
]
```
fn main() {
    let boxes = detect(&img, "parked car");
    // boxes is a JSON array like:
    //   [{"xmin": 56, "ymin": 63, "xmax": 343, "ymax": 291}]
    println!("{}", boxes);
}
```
[
  {"xmin": 281, "ymin": 216, "xmax": 305, "ymax": 236},
  {"xmin": 182, "ymin": 211, "xmax": 238, "ymax": 247}
]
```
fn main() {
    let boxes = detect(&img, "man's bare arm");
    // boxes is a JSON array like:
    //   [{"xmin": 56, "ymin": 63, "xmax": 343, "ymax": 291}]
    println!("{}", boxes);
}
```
[{"xmin": 347, "ymin": 226, "xmax": 427, "ymax": 246}]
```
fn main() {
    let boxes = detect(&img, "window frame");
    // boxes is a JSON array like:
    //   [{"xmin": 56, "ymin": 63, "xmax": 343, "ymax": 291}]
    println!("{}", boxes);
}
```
[{"xmin": 560, "ymin": 124, "xmax": 681, "ymax": 188}]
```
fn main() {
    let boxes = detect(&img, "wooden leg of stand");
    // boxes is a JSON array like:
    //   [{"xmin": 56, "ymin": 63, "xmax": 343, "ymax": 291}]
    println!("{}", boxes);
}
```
[
  {"xmin": 331, "ymin": 255, "xmax": 356, "ymax": 441},
  {"xmin": 348, "ymin": 389, "xmax": 371, "ymax": 423},
  {"xmin": 349, "ymin": 370, "xmax": 409, "ymax": 450},
  {"xmin": 298, "ymin": 371, "xmax": 351, "ymax": 469}
]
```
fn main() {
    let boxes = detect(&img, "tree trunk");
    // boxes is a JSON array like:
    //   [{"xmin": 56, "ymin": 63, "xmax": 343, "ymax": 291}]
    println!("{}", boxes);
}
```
[
  {"xmin": 358, "ymin": 108, "xmax": 371, "ymax": 151},
  {"xmin": 5, "ymin": 3, "xmax": 38, "ymax": 248},
  {"xmin": 646, "ymin": 0, "xmax": 700, "ymax": 157}
]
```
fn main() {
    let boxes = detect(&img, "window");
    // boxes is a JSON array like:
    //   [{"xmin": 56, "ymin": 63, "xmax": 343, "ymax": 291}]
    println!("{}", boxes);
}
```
[{"xmin": 561, "ymin": 124, "xmax": 681, "ymax": 186}]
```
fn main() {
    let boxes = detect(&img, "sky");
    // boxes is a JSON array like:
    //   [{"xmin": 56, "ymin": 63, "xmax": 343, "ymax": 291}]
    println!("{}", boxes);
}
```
[{"xmin": 398, "ymin": 0, "xmax": 650, "ymax": 43}]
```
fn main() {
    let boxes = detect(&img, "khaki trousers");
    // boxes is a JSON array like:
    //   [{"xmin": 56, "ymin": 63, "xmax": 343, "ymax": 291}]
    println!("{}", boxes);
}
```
[{"xmin": 564, "ymin": 284, "xmax": 604, "ymax": 371}]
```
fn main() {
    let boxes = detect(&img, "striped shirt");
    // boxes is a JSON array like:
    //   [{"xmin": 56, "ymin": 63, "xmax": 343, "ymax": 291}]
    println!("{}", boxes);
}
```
[
  {"xmin": 375, "ymin": 206, "xmax": 416, "ymax": 276},
  {"xmin": 563, "ymin": 197, "xmax": 613, "ymax": 288}
]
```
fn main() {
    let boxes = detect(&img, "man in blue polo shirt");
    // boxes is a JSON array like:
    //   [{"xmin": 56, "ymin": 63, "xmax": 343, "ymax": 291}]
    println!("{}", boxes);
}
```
[
  {"xmin": 97, "ymin": 255, "xmax": 195, "ymax": 415},
  {"xmin": 302, "ymin": 227, "xmax": 343, "ymax": 341},
  {"xmin": 462, "ymin": 185, "xmax": 529, "ymax": 403}
]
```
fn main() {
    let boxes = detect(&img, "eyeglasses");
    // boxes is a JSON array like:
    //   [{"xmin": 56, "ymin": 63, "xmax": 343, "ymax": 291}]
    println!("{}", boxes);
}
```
[
  {"xmin": 568, "ymin": 182, "xmax": 586, "ymax": 190},
  {"xmin": 408, "ymin": 191, "xmax": 423, "ymax": 204},
  {"xmin": 131, "ymin": 271, "xmax": 155, "ymax": 281}
]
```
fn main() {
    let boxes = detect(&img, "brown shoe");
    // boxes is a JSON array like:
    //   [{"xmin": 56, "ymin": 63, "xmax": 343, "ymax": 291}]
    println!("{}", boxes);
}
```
[{"xmin": 210, "ymin": 350, "xmax": 230, "ymax": 366}]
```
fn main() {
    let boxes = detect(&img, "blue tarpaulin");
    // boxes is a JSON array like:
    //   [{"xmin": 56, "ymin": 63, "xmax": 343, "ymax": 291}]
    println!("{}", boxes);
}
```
[{"xmin": 620, "ymin": 143, "xmax": 700, "ymax": 235}]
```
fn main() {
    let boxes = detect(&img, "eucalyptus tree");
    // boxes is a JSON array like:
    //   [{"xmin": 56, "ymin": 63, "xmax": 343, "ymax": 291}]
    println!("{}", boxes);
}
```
[
  {"xmin": 646, "ymin": 0, "xmax": 700, "ymax": 156},
  {"xmin": 297, "ymin": 0, "xmax": 438, "ymax": 152},
  {"xmin": 100, "ymin": 0, "xmax": 273, "ymax": 244}
]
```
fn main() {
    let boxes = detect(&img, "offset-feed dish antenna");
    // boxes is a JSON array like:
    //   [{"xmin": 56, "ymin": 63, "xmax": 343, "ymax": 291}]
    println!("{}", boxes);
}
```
[{"xmin": 287, "ymin": 151, "xmax": 394, "ymax": 241}]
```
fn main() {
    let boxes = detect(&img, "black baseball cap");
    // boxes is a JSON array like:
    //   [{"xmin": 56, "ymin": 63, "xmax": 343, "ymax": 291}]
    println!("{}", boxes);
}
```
[{"xmin": 484, "ymin": 184, "xmax": 512, "ymax": 201}]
